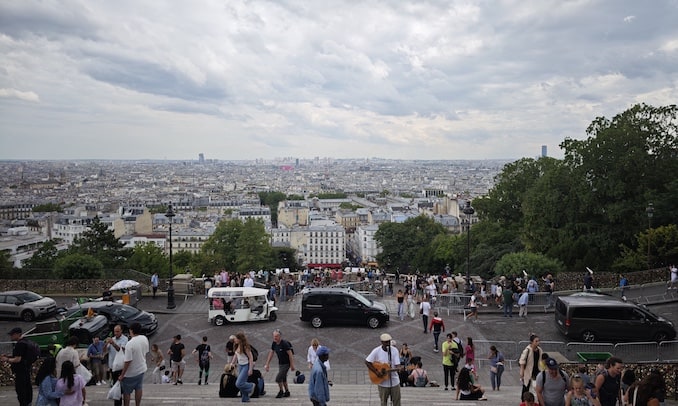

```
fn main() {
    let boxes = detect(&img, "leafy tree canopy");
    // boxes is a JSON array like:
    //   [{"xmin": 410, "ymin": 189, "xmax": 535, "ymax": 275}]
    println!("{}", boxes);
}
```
[{"xmin": 54, "ymin": 253, "xmax": 103, "ymax": 279}]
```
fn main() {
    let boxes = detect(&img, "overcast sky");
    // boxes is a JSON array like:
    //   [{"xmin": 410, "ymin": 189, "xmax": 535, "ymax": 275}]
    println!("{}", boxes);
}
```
[{"xmin": 1, "ymin": 1, "xmax": 676, "ymax": 161}]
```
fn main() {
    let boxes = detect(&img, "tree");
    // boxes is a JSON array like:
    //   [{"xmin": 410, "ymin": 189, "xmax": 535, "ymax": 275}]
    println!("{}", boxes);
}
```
[
  {"xmin": 54, "ymin": 254, "xmax": 103, "ymax": 279},
  {"xmin": 22, "ymin": 239, "xmax": 63, "ymax": 270},
  {"xmin": 615, "ymin": 224, "xmax": 678, "ymax": 272},
  {"xmin": 69, "ymin": 217, "xmax": 131, "ymax": 269},
  {"xmin": 127, "ymin": 242, "xmax": 169, "ymax": 277},
  {"xmin": 235, "ymin": 218, "xmax": 273, "ymax": 273},
  {"xmin": 32, "ymin": 203, "xmax": 63, "ymax": 213},
  {"xmin": 493, "ymin": 252, "xmax": 565, "ymax": 278},
  {"xmin": 0, "ymin": 250, "xmax": 13, "ymax": 272},
  {"xmin": 202, "ymin": 218, "xmax": 244, "ymax": 271}
]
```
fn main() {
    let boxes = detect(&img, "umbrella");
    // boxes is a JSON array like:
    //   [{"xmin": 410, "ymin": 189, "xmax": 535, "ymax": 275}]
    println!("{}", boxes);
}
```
[{"xmin": 110, "ymin": 279, "xmax": 140, "ymax": 291}]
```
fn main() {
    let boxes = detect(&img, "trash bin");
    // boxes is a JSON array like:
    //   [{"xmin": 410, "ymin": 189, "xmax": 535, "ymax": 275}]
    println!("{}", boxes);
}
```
[{"xmin": 576, "ymin": 352, "xmax": 613, "ymax": 362}]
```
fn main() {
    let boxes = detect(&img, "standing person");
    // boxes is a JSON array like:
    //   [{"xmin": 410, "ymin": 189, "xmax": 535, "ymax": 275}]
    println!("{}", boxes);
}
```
[
  {"xmin": 56, "ymin": 336, "xmax": 80, "ymax": 378},
  {"xmin": 429, "ymin": 311, "xmax": 445, "ymax": 352},
  {"xmin": 465, "ymin": 337, "xmax": 476, "ymax": 375},
  {"xmin": 518, "ymin": 289, "xmax": 530, "ymax": 318},
  {"xmin": 105, "ymin": 325, "xmax": 128, "ymax": 406},
  {"xmin": 626, "ymin": 372, "xmax": 665, "ymax": 406},
  {"xmin": 365, "ymin": 333, "xmax": 402, "ymax": 406},
  {"xmin": 396, "ymin": 289, "xmax": 405, "ymax": 321},
  {"xmin": 519, "ymin": 334, "xmax": 544, "ymax": 398},
  {"xmin": 442, "ymin": 333, "xmax": 460, "ymax": 391},
  {"xmin": 308, "ymin": 346, "xmax": 331, "ymax": 406},
  {"xmin": 306, "ymin": 338, "xmax": 331, "ymax": 372},
  {"xmin": 192, "ymin": 336, "xmax": 212, "ymax": 385},
  {"xmin": 467, "ymin": 289, "xmax": 479, "ymax": 322},
  {"xmin": 229, "ymin": 332, "xmax": 255, "ymax": 403},
  {"xmin": 55, "ymin": 361, "xmax": 86, "ymax": 406},
  {"xmin": 118, "ymin": 322, "xmax": 149, "ymax": 406},
  {"xmin": 543, "ymin": 274, "xmax": 555, "ymax": 309},
  {"xmin": 150, "ymin": 272, "xmax": 159, "ymax": 299},
  {"xmin": 87, "ymin": 336, "xmax": 106, "ymax": 385},
  {"xmin": 1, "ymin": 327, "xmax": 34, "ymax": 406},
  {"xmin": 583, "ymin": 270, "xmax": 594, "ymax": 292},
  {"xmin": 536, "ymin": 358, "xmax": 569, "ymax": 406},
  {"xmin": 35, "ymin": 356, "xmax": 63, "ymax": 406},
  {"xmin": 502, "ymin": 283, "xmax": 515, "ymax": 318},
  {"xmin": 149, "ymin": 343, "xmax": 165, "ymax": 384},
  {"xmin": 488, "ymin": 345, "xmax": 505, "ymax": 391},
  {"xmin": 168, "ymin": 334, "xmax": 186, "ymax": 385},
  {"xmin": 669, "ymin": 265, "xmax": 678, "ymax": 290},
  {"xmin": 593, "ymin": 356, "xmax": 623, "ymax": 406},
  {"xmin": 264, "ymin": 328, "xmax": 295, "ymax": 398},
  {"xmin": 619, "ymin": 274, "xmax": 629, "ymax": 298},
  {"xmin": 419, "ymin": 296, "xmax": 431, "ymax": 333}
]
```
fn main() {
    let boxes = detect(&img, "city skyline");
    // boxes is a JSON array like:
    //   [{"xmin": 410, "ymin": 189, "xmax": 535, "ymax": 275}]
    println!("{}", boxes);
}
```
[{"xmin": 1, "ymin": 1, "xmax": 677, "ymax": 161}]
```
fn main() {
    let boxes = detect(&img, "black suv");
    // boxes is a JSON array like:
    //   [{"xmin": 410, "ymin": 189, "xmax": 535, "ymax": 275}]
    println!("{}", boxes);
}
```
[{"xmin": 300, "ymin": 287, "xmax": 389, "ymax": 329}]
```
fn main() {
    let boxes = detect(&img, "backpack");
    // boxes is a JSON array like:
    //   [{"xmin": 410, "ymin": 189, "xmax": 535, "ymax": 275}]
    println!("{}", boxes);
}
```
[
  {"xmin": 250, "ymin": 345, "xmax": 258, "ymax": 362},
  {"xmin": 283, "ymin": 340, "xmax": 294, "ymax": 355},
  {"xmin": 453, "ymin": 338, "xmax": 464, "ymax": 358},
  {"xmin": 414, "ymin": 371, "xmax": 427, "ymax": 387},
  {"xmin": 21, "ymin": 338, "xmax": 40, "ymax": 364},
  {"xmin": 200, "ymin": 345, "xmax": 211, "ymax": 363},
  {"xmin": 219, "ymin": 374, "xmax": 239, "ymax": 398}
]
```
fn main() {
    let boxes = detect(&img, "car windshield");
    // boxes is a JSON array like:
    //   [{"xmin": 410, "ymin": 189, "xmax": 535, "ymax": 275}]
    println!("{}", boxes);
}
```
[
  {"xmin": 348, "ymin": 290, "xmax": 372, "ymax": 307},
  {"xmin": 15, "ymin": 291, "xmax": 42, "ymax": 303},
  {"xmin": 108, "ymin": 304, "xmax": 141, "ymax": 319}
]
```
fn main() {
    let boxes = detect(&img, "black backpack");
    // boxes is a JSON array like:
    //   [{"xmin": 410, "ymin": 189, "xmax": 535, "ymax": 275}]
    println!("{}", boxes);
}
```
[
  {"xmin": 250, "ymin": 345, "xmax": 258, "ymax": 362},
  {"xmin": 21, "ymin": 338, "xmax": 40, "ymax": 364}
]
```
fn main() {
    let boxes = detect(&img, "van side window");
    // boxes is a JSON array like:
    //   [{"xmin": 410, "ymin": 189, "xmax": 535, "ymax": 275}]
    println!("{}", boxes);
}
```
[{"xmin": 324, "ymin": 296, "xmax": 343, "ymax": 307}]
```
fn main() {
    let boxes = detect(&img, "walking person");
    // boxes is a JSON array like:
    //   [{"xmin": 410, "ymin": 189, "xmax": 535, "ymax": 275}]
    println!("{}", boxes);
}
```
[
  {"xmin": 167, "ymin": 334, "xmax": 186, "ymax": 385},
  {"xmin": 419, "ymin": 296, "xmax": 431, "ymax": 333},
  {"xmin": 56, "ymin": 361, "xmax": 86, "ymax": 406},
  {"xmin": 619, "ymin": 274, "xmax": 629, "ymax": 299},
  {"xmin": 105, "ymin": 325, "xmax": 128, "ymax": 406},
  {"xmin": 365, "ymin": 333, "xmax": 402, "ymax": 406},
  {"xmin": 229, "ymin": 332, "xmax": 255, "ymax": 403},
  {"xmin": 488, "ymin": 345, "xmax": 505, "ymax": 391},
  {"xmin": 151, "ymin": 272, "xmax": 159, "ymax": 299},
  {"xmin": 264, "ymin": 328, "xmax": 296, "ymax": 398},
  {"xmin": 118, "ymin": 322, "xmax": 149, "ymax": 406},
  {"xmin": 1, "ymin": 327, "xmax": 34, "ymax": 406},
  {"xmin": 429, "ymin": 311, "xmax": 445, "ymax": 352},
  {"xmin": 543, "ymin": 274, "xmax": 555, "ymax": 309},
  {"xmin": 35, "ymin": 356, "xmax": 63, "ymax": 406},
  {"xmin": 593, "ymin": 356, "xmax": 624, "ymax": 406},
  {"xmin": 308, "ymin": 346, "xmax": 331, "ymax": 406},
  {"xmin": 519, "ymin": 334, "xmax": 544, "ymax": 398},
  {"xmin": 192, "ymin": 336, "xmax": 212, "ymax": 385},
  {"xmin": 536, "ymin": 358, "xmax": 570, "ymax": 406},
  {"xmin": 396, "ymin": 289, "xmax": 405, "ymax": 321},
  {"xmin": 467, "ymin": 289, "xmax": 479, "ymax": 322},
  {"xmin": 502, "ymin": 283, "xmax": 514, "ymax": 317}
]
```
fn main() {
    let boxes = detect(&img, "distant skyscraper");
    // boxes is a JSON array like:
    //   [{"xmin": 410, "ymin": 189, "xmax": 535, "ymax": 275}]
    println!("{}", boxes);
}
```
[
  {"xmin": 541, "ymin": 145, "xmax": 547, "ymax": 157},
  {"xmin": 198, "ymin": 153, "xmax": 205, "ymax": 164}
]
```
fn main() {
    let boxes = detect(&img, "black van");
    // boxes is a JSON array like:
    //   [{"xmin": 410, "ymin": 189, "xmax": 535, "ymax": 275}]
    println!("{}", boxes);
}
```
[
  {"xmin": 300, "ymin": 287, "xmax": 389, "ymax": 329},
  {"xmin": 554, "ymin": 295, "xmax": 676, "ymax": 343}
]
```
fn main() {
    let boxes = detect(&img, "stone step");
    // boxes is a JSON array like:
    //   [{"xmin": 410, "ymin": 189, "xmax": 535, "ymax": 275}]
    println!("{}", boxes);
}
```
[{"xmin": 81, "ymin": 381, "xmax": 523, "ymax": 405}]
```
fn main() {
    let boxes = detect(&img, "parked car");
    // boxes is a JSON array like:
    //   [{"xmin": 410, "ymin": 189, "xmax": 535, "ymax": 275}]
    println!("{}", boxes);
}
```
[
  {"xmin": 0, "ymin": 290, "xmax": 57, "ymax": 321},
  {"xmin": 65, "ymin": 301, "xmax": 158, "ymax": 336},
  {"xmin": 555, "ymin": 295, "xmax": 676, "ymax": 342},
  {"xmin": 300, "ymin": 287, "xmax": 389, "ymax": 329}
]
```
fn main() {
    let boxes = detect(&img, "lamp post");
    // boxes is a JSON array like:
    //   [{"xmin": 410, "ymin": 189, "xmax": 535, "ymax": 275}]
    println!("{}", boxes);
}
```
[
  {"xmin": 165, "ymin": 203, "xmax": 176, "ymax": 310},
  {"xmin": 462, "ymin": 201, "xmax": 475, "ymax": 293},
  {"xmin": 646, "ymin": 202, "xmax": 654, "ymax": 270}
]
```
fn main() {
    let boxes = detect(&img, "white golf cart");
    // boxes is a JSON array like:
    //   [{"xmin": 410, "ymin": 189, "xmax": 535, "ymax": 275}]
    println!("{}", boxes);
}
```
[{"xmin": 207, "ymin": 287, "xmax": 278, "ymax": 326}]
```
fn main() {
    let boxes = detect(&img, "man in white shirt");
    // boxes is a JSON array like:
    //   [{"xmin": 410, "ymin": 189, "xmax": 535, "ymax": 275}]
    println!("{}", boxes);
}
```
[
  {"xmin": 105, "ymin": 325, "xmax": 128, "ymax": 406},
  {"xmin": 56, "ymin": 336, "xmax": 80, "ymax": 378},
  {"xmin": 365, "ymin": 333, "xmax": 401, "ymax": 406},
  {"xmin": 119, "ymin": 322, "xmax": 149, "ymax": 406},
  {"xmin": 243, "ymin": 274, "xmax": 255, "ymax": 288}
]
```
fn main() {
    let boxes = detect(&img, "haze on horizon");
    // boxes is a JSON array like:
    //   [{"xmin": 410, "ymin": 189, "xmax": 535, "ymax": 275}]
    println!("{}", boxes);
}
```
[{"xmin": 1, "ymin": 1, "xmax": 676, "ymax": 161}]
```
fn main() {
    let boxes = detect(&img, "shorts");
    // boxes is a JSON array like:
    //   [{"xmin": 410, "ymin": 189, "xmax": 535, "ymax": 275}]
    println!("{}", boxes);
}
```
[
  {"xmin": 275, "ymin": 363, "xmax": 291, "ymax": 383},
  {"xmin": 121, "ymin": 373, "xmax": 144, "ymax": 394},
  {"xmin": 171, "ymin": 359, "xmax": 186, "ymax": 372}
]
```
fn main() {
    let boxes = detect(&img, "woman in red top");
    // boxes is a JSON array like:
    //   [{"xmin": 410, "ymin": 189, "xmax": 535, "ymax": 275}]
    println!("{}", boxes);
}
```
[{"xmin": 429, "ymin": 312, "xmax": 445, "ymax": 352}]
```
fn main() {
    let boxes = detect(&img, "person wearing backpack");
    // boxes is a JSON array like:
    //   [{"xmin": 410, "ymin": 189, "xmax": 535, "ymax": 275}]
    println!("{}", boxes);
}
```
[
  {"xmin": 1, "ymin": 327, "xmax": 34, "ymax": 406},
  {"xmin": 408, "ymin": 361, "xmax": 429, "ymax": 387},
  {"xmin": 536, "ymin": 358, "xmax": 570, "ymax": 406},
  {"xmin": 192, "ymin": 336, "xmax": 212, "ymax": 385}
]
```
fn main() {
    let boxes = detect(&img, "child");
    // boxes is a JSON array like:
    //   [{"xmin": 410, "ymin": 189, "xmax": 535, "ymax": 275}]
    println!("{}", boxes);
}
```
[
  {"xmin": 565, "ymin": 376, "xmax": 601, "ymax": 406},
  {"xmin": 162, "ymin": 370, "xmax": 171, "ymax": 384},
  {"xmin": 520, "ymin": 391, "xmax": 536, "ymax": 406}
]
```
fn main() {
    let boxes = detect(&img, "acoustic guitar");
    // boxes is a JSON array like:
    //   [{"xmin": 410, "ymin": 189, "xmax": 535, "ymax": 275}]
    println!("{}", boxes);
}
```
[{"xmin": 368, "ymin": 362, "xmax": 399, "ymax": 384}]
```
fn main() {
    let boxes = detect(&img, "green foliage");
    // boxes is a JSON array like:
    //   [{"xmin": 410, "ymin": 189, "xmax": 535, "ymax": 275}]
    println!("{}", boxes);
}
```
[
  {"xmin": 614, "ymin": 224, "xmax": 678, "ymax": 272},
  {"xmin": 68, "ymin": 217, "xmax": 131, "ymax": 269},
  {"xmin": 54, "ymin": 254, "xmax": 103, "ymax": 279},
  {"xmin": 22, "ymin": 239, "xmax": 63, "ymax": 270},
  {"xmin": 202, "ymin": 218, "xmax": 277, "ymax": 273},
  {"xmin": 493, "ymin": 252, "xmax": 564, "ymax": 278},
  {"xmin": 375, "ymin": 215, "xmax": 447, "ymax": 273},
  {"xmin": 127, "ymin": 242, "xmax": 169, "ymax": 277},
  {"xmin": 32, "ymin": 203, "xmax": 63, "ymax": 213},
  {"xmin": 259, "ymin": 191, "xmax": 287, "ymax": 225},
  {"xmin": 310, "ymin": 192, "xmax": 348, "ymax": 199},
  {"xmin": 339, "ymin": 202, "xmax": 360, "ymax": 210},
  {"xmin": 0, "ymin": 250, "xmax": 13, "ymax": 272},
  {"xmin": 272, "ymin": 247, "xmax": 299, "ymax": 270}
]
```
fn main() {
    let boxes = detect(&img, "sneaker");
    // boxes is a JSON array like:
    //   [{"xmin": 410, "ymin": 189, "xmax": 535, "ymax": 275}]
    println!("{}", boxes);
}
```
[
  {"xmin": 96, "ymin": 382, "xmax": 101, "ymax": 386},
  {"xmin": 275, "ymin": 391, "xmax": 284, "ymax": 398},
  {"xmin": 178, "ymin": 379, "xmax": 183, "ymax": 384},
  {"xmin": 284, "ymin": 391, "xmax": 290, "ymax": 397},
  {"xmin": 444, "ymin": 387, "xmax": 448, "ymax": 391},
  {"xmin": 198, "ymin": 381, "xmax": 201, "ymax": 385},
  {"xmin": 173, "ymin": 382, "xmax": 178, "ymax": 385},
  {"xmin": 204, "ymin": 381, "xmax": 208, "ymax": 385}
]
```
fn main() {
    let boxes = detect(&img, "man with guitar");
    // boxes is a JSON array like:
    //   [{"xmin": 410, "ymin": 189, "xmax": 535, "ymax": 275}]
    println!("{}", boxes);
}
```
[{"xmin": 365, "ymin": 333, "xmax": 402, "ymax": 406}]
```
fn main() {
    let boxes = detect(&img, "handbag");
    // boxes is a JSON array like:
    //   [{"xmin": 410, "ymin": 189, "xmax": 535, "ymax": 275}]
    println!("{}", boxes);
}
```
[
  {"xmin": 107, "ymin": 381, "xmax": 122, "ymax": 400},
  {"xmin": 76, "ymin": 363, "xmax": 93, "ymax": 382},
  {"xmin": 490, "ymin": 366, "xmax": 498, "ymax": 373}
]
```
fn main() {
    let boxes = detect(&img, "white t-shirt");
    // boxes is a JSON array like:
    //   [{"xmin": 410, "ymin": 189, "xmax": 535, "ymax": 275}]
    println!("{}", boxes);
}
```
[
  {"xmin": 366, "ymin": 345, "xmax": 401, "ymax": 388},
  {"xmin": 671, "ymin": 266, "xmax": 678, "ymax": 282},
  {"xmin": 123, "ymin": 334, "xmax": 149, "ymax": 377},
  {"xmin": 419, "ymin": 301, "xmax": 431, "ymax": 317}
]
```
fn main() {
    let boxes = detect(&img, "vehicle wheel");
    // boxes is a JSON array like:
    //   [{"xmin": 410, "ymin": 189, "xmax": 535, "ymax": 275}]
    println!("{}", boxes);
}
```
[
  {"xmin": 214, "ymin": 316, "xmax": 226, "ymax": 326},
  {"xmin": 311, "ymin": 316, "xmax": 323, "ymax": 328},
  {"xmin": 367, "ymin": 317, "xmax": 380, "ymax": 329},
  {"xmin": 21, "ymin": 310, "xmax": 35, "ymax": 322},
  {"xmin": 268, "ymin": 312, "xmax": 277, "ymax": 322},
  {"xmin": 654, "ymin": 331, "xmax": 670, "ymax": 342},
  {"xmin": 582, "ymin": 330, "xmax": 596, "ymax": 343}
]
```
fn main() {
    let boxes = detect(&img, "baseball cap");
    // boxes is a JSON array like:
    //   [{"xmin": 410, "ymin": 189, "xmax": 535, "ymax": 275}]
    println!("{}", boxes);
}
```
[
  {"xmin": 316, "ymin": 346, "xmax": 330, "ymax": 356},
  {"xmin": 8, "ymin": 327, "xmax": 22, "ymax": 335},
  {"xmin": 380, "ymin": 333, "xmax": 392, "ymax": 342},
  {"xmin": 546, "ymin": 358, "xmax": 558, "ymax": 369}
]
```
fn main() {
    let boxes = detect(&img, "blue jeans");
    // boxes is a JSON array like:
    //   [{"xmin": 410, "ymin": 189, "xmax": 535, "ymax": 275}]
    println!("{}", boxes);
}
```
[
  {"xmin": 236, "ymin": 364, "xmax": 254, "ymax": 402},
  {"xmin": 490, "ymin": 364, "xmax": 504, "ymax": 390},
  {"xmin": 503, "ymin": 302, "xmax": 513, "ymax": 317}
]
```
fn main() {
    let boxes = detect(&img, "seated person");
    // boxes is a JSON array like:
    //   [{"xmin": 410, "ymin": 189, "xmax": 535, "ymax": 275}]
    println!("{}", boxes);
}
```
[
  {"xmin": 408, "ymin": 361, "xmax": 429, "ymax": 387},
  {"xmin": 212, "ymin": 298, "xmax": 224, "ymax": 310},
  {"xmin": 456, "ymin": 366, "xmax": 485, "ymax": 400}
]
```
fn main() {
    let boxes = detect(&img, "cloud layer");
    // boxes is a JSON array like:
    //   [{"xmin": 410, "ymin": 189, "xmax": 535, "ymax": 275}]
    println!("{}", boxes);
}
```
[{"xmin": 1, "ymin": 0, "xmax": 676, "ymax": 160}]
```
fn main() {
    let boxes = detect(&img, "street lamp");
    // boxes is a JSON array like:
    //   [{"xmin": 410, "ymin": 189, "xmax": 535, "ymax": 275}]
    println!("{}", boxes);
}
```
[
  {"xmin": 646, "ymin": 202, "xmax": 654, "ymax": 270},
  {"xmin": 165, "ymin": 203, "xmax": 176, "ymax": 310},
  {"xmin": 462, "ymin": 201, "xmax": 475, "ymax": 293}
]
